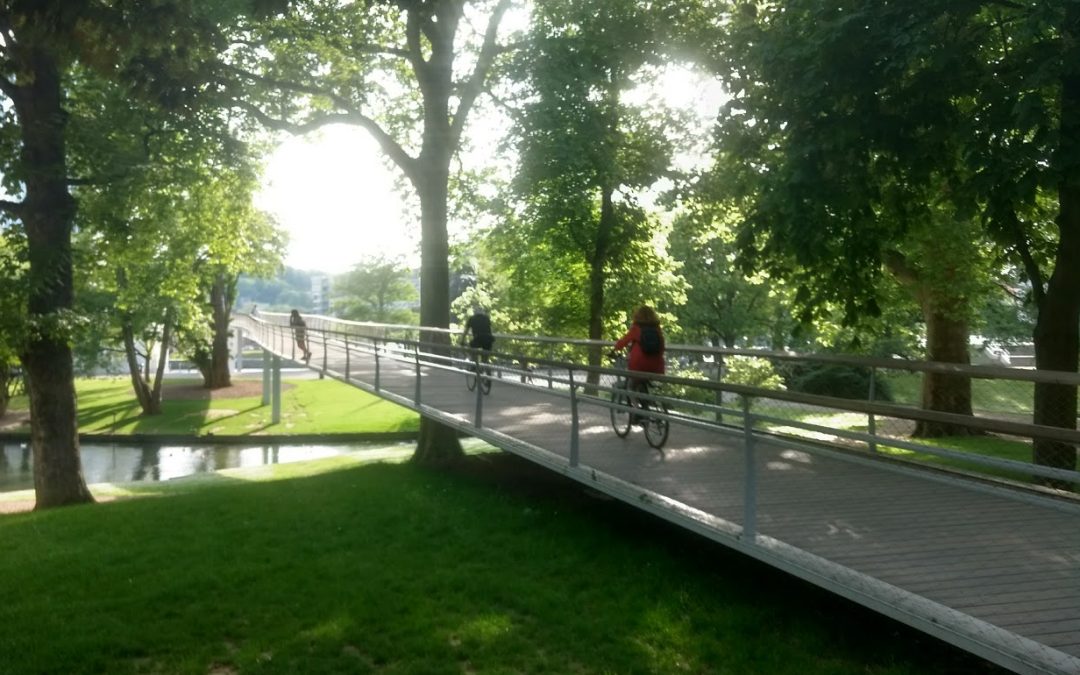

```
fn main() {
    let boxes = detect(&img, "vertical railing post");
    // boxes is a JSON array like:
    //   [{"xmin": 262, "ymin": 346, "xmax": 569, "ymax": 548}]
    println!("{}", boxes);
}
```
[
  {"xmin": 867, "ymin": 366, "xmax": 878, "ymax": 453},
  {"xmin": 321, "ymin": 331, "xmax": 328, "ymax": 377},
  {"xmin": 345, "ymin": 338, "xmax": 351, "ymax": 381},
  {"xmin": 715, "ymin": 353, "xmax": 725, "ymax": 425},
  {"xmin": 741, "ymin": 396, "xmax": 757, "ymax": 542},
  {"xmin": 374, "ymin": 337, "xmax": 381, "ymax": 392},
  {"xmin": 414, "ymin": 343, "xmax": 422, "ymax": 405},
  {"xmin": 474, "ymin": 352, "xmax": 484, "ymax": 429},
  {"xmin": 548, "ymin": 344, "xmax": 555, "ymax": 389},
  {"xmin": 569, "ymin": 369, "xmax": 580, "ymax": 467}
]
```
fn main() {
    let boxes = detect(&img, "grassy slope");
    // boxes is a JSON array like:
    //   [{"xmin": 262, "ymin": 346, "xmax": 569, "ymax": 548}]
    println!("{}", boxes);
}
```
[
  {"xmin": 5, "ymin": 377, "xmax": 418, "ymax": 436},
  {"xmin": 0, "ymin": 454, "xmax": 1001, "ymax": 675}
]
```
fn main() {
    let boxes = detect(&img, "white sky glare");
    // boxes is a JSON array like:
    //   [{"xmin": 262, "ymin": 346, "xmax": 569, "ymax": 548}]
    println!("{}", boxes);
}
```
[
  {"xmin": 255, "ymin": 125, "xmax": 417, "ymax": 275},
  {"xmin": 256, "ymin": 65, "xmax": 727, "ymax": 277}
]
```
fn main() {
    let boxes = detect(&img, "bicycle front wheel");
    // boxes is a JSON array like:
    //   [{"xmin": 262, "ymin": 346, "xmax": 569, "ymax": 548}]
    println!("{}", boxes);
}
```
[
  {"xmin": 610, "ymin": 385, "xmax": 632, "ymax": 438},
  {"xmin": 644, "ymin": 402, "xmax": 670, "ymax": 449},
  {"xmin": 465, "ymin": 364, "xmax": 478, "ymax": 391},
  {"xmin": 480, "ymin": 362, "xmax": 492, "ymax": 394}
]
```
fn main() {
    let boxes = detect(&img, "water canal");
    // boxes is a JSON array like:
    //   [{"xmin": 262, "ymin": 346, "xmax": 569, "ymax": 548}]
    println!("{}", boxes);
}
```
[{"xmin": 0, "ymin": 442, "xmax": 383, "ymax": 493}]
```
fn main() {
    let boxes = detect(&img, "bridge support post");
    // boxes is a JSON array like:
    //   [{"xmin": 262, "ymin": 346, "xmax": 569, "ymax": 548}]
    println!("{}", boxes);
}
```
[
  {"xmin": 569, "ymin": 370, "xmax": 579, "ymax": 467},
  {"xmin": 234, "ymin": 327, "xmax": 244, "ymax": 373},
  {"xmin": 261, "ymin": 350, "xmax": 270, "ymax": 406},
  {"xmin": 272, "ymin": 354, "xmax": 282, "ymax": 424},
  {"xmin": 741, "ymin": 397, "xmax": 757, "ymax": 542}
]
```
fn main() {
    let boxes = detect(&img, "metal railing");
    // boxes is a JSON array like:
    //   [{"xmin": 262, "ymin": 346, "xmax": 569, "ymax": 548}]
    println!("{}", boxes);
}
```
[{"xmin": 247, "ymin": 311, "xmax": 1080, "ymax": 491}]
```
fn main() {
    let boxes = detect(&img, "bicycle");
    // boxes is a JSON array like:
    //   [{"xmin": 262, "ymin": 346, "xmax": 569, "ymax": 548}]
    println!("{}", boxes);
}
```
[
  {"xmin": 608, "ymin": 354, "xmax": 669, "ymax": 449},
  {"xmin": 463, "ymin": 342, "xmax": 493, "ymax": 395}
]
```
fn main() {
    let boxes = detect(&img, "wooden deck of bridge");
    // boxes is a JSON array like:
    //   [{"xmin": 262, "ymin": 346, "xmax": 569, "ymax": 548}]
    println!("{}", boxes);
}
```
[{"xmin": 246, "ymin": 326, "xmax": 1080, "ymax": 675}]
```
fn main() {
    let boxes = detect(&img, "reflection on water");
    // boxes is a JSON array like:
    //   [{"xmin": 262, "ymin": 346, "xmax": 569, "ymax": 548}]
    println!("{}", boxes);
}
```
[{"xmin": 0, "ymin": 442, "xmax": 360, "ymax": 494}]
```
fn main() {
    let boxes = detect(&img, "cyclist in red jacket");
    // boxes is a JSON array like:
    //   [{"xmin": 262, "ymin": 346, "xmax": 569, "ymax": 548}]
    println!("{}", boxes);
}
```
[{"xmin": 613, "ymin": 305, "xmax": 665, "ymax": 422}]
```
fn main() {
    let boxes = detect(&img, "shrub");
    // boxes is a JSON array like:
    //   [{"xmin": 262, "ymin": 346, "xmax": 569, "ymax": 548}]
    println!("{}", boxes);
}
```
[{"xmin": 788, "ymin": 364, "xmax": 893, "ymax": 402}]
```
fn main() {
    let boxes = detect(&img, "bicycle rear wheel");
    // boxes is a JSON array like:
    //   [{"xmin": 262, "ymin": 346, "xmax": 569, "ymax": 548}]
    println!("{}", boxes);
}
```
[
  {"xmin": 465, "ymin": 362, "xmax": 478, "ymax": 391},
  {"xmin": 644, "ymin": 402, "xmax": 670, "ymax": 449},
  {"xmin": 610, "ymin": 385, "xmax": 632, "ymax": 438},
  {"xmin": 480, "ymin": 361, "xmax": 492, "ymax": 394}
]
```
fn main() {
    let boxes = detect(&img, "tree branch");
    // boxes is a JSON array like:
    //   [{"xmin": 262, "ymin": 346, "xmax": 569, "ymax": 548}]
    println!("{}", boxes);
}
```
[
  {"xmin": 0, "ymin": 199, "xmax": 23, "ymax": 215},
  {"xmin": 233, "ymin": 100, "xmax": 419, "ymax": 185},
  {"xmin": 450, "ymin": 0, "xmax": 513, "ymax": 147}
]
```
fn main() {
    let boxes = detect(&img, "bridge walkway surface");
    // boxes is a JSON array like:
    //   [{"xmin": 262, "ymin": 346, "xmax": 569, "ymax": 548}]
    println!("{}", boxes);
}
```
[{"xmin": 238, "ymin": 315, "xmax": 1080, "ymax": 675}]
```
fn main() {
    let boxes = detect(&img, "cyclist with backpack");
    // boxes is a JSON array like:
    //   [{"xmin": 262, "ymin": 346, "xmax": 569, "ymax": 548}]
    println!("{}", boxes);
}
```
[{"xmin": 613, "ymin": 305, "xmax": 666, "ymax": 422}]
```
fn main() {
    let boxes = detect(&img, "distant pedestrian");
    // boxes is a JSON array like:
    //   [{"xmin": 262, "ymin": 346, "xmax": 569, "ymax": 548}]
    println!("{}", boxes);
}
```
[{"xmin": 290, "ymin": 309, "xmax": 312, "ymax": 362}]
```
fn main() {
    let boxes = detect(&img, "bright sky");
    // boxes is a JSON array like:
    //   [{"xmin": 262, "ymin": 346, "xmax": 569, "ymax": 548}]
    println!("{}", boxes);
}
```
[
  {"xmin": 255, "ymin": 126, "xmax": 416, "ymax": 275},
  {"xmin": 256, "ymin": 65, "xmax": 727, "ymax": 276}
]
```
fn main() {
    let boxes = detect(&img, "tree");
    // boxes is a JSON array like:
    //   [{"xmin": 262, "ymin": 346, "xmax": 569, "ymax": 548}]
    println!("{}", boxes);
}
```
[
  {"xmin": 181, "ymin": 177, "xmax": 284, "ymax": 390},
  {"xmin": 667, "ymin": 209, "xmax": 784, "ymax": 349},
  {"xmin": 0, "ymin": 0, "xmax": 276, "ymax": 508},
  {"xmin": 0, "ymin": 2, "xmax": 99, "ymax": 508},
  {"xmin": 226, "ymin": 0, "xmax": 517, "ymax": 462},
  {"xmin": 333, "ymin": 256, "xmax": 418, "ymax": 323},
  {"xmin": 703, "ymin": 1, "xmax": 1080, "ymax": 460},
  {"xmin": 0, "ymin": 230, "xmax": 26, "ymax": 418},
  {"xmin": 505, "ymin": 0, "xmax": 688, "ymax": 380}
]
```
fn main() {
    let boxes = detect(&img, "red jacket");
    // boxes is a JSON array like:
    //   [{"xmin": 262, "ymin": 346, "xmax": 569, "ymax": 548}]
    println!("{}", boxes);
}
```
[{"xmin": 615, "ymin": 323, "xmax": 665, "ymax": 374}]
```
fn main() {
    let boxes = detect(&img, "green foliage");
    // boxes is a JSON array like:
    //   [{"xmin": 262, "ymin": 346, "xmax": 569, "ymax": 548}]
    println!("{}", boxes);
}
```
[
  {"xmin": 332, "ymin": 255, "xmax": 418, "ymax": 324},
  {"xmin": 725, "ymin": 356, "xmax": 784, "ymax": 391},
  {"xmin": 700, "ymin": 0, "xmax": 1069, "ymax": 338},
  {"xmin": 784, "ymin": 364, "xmax": 893, "ymax": 403},
  {"xmin": 485, "ymin": 0, "xmax": 689, "ymax": 342},
  {"xmin": 724, "ymin": 355, "xmax": 784, "ymax": 409},
  {"xmin": 668, "ymin": 208, "xmax": 789, "ymax": 347},
  {"xmin": 237, "ymin": 267, "xmax": 317, "ymax": 311}
]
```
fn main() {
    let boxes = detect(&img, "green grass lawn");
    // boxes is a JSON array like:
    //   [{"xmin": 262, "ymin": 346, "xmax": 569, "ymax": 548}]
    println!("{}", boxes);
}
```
[
  {"xmin": 0, "ymin": 453, "xmax": 1001, "ymax": 675},
  {"xmin": 5, "ymin": 377, "xmax": 418, "ymax": 436},
  {"xmin": 883, "ymin": 372, "xmax": 1041, "ymax": 415}
]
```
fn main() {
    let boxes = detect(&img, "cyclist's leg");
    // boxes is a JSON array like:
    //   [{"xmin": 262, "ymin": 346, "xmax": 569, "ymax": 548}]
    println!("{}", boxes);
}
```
[{"xmin": 628, "ymin": 376, "xmax": 647, "ymax": 423}]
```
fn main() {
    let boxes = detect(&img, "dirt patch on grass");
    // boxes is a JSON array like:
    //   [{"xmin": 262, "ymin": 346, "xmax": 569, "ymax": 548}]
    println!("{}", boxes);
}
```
[
  {"xmin": 0, "ymin": 410, "xmax": 30, "ymax": 431},
  {"xmin": 163, "ymin": 379, "xmax": 293, "ymax": 401}
]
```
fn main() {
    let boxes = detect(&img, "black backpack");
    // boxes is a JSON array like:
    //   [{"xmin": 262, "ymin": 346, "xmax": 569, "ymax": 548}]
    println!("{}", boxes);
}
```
[{"xmin": 638, "ymin": 324, "xmax": 662, "ymax": 355}]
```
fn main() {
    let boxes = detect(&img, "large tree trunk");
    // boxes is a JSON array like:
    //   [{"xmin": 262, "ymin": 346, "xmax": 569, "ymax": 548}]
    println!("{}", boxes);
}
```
[
  {"xmin": 15, "ymin": 47, "xmax": 93, "ymax": 508},
  {"xmin": 412, "ymin": 162, "xmax": 464, "ymax": 464},
  {"xmin": 914, "ymin": 305, "xmax": 977, "ymax": 437},
  {"xmin": 585, "ymin": 187, "xmax": 616, "ymax": 390},
  {"xmin": 1031, "ymin": 7, "xmax": 1080, "ymax": 485},
  {"xmin": 204, "ymin": 272, "xmax": 233, "ymax": 389},
  {"xmin": 0, "ymin": 364, "xmax": 10, "ymax": 417},
  {"xmin": 884, "ymin": 249, "xmax": 975, "ymax": 437},
  {"xmin": 122, "ymin": 318, "xmax": 160, "ymax": 416}
]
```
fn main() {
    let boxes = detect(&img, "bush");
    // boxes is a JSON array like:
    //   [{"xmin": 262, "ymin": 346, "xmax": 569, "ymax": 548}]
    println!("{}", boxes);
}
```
[
  {"xmin": 725, "ymin": 355, "xmax": 785, "ymax": 391},
  {"xmin": 787, "ymin": 364, "xmax": 892, "ymax": 402}
]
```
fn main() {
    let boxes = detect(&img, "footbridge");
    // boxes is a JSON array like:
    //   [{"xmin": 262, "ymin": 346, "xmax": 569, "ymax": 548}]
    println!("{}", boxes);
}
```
[{"xmin": 236, "ymin": 312, "xmax": 1080, "ymax": 674}]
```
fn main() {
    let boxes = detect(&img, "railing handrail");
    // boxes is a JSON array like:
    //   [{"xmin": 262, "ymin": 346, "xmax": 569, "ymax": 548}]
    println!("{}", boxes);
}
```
[
  {"xmin": 245, "ymin": 312, "xmax": 1080, "ymax": 386},
  {"xmin": 238, "ymin": 315, "xmax": 1080, "ymax": 449}
]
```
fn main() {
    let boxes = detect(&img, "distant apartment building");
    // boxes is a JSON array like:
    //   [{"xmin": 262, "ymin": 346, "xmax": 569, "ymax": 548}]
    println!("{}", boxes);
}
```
[{"xmin": 311, "ymin": 274, "xmax": 330, "ymax": 315}]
